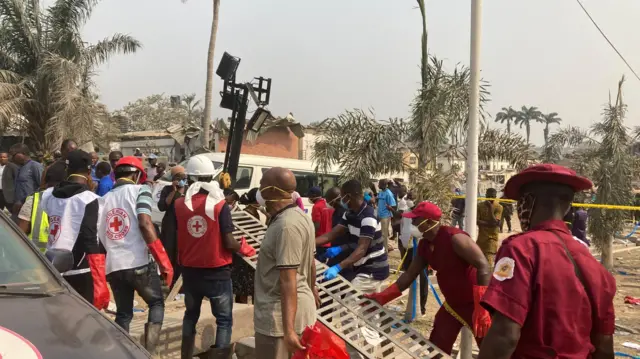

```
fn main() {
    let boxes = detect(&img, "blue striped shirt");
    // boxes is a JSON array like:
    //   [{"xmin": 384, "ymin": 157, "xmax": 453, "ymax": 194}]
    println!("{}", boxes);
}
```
[{"xmin": 339, "ymin": 202, "xmax": 389, "ymax": 280}]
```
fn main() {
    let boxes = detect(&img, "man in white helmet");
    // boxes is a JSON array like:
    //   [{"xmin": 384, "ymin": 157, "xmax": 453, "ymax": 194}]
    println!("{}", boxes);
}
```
[
  {"xmin": 98, "ymin": 156, "xmax": 174, "ymax": 355},
  {"xmin": 175, "ymin": 155, "xmax": 256, "ymax": 359}
]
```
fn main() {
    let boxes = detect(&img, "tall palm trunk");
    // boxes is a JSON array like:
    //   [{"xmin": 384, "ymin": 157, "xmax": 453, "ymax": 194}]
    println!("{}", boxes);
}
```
[
  {"xmin": 417, "ymin": 0, "xmax": 428, "ymax": 86},
  {"xmin": 525, "ymin": 123, "xmax": 531, "ymax": 143},
  {"xmin": 507, "ymin": 120, "xmax": 511, "ymax": 134},
  {"xmin": 543, "ymin": 124, "xmax": 549, "ymax": 147},
  {"xmin": 202, "ymin": 0, "xmax": 220, "ymax": 149}
]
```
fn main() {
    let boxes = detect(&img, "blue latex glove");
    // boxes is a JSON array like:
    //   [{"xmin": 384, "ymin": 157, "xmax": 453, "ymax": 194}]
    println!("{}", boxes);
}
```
[
  {"xmin": 324, "ymin": 264, "xmax": 342, "ymax": 280},
  {"xmin": 325, "ymin": 246, "xmax": 343, "ymax": 259}
]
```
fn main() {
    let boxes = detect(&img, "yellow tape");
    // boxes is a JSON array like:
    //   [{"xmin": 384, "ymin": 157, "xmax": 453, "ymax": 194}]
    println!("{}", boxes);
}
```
[
  {"xmin": 452, "ymin": 195, "xmax": 640, "ymax": 211},
  {"xmin": 443, "ymin": 301, "xmax": 470, "ymax": 329}
]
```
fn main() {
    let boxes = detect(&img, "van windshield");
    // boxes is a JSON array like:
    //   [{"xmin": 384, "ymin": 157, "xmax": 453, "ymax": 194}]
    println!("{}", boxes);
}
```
[{"xmin": 0, "ymin": 214, "xmax": 62, "ymax": 294}]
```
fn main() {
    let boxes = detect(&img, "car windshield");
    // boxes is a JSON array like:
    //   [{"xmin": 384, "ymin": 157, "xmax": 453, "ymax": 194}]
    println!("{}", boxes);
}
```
[
  {"xmin": 0, "ymin": 214, "xmax": 62, "ymax": 294},
  {"xmin": 159, "ymin": 159, "xmax": 223, "ymax": 182}
]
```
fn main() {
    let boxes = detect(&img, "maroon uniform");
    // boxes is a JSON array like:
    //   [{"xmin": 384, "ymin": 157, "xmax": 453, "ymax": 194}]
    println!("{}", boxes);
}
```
[
  {"xmin": 418, "ymin": 226, "xmax": 481, "ymax": 353},
  {"xmin": 482, "ymin": 220, "xmax": 616, "ymax": 358}
]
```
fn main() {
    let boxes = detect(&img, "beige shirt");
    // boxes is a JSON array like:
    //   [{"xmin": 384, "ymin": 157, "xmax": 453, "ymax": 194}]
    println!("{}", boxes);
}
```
[{"xmin": 254, "ymin": 206, "xmax": 316, "ymax": 337}]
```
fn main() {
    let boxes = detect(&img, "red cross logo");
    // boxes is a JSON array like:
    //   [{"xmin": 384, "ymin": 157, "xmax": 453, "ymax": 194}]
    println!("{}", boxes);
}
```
[
  {"xmin": 110, "ymin": 217, "xmax": 123, "ymax": 232},
  {"xmin": 105, "ymin": 208, "xmax": 130, "ymax": 240},
  {"xmin": 187, "ymin": 215, "xmax": 207, "ymax": 238},
  {"xmin": 48, "ymin": 216, "xmax": 61, "ymax": 246}
]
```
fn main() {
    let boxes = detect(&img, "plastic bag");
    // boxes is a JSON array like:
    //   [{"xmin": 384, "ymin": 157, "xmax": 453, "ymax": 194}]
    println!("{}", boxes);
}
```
[{"xmin": 292, "ymin": 322, "xmax": 348, "ymax": 359}]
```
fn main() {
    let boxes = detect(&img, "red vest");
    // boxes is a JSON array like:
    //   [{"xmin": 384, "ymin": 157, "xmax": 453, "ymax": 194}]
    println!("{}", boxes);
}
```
[{"xmin": 175, "ymin": 195, "xmax": 232, "ymax": 269}]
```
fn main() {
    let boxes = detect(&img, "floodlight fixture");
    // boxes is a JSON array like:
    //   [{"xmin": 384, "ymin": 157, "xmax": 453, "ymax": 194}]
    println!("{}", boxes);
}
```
[
  {"xmin": 247, "ymin": 107, "xmax": 272, "ymax": 133},
  {"xmin": 216, "ymin": 52, "xmax": 241, "ymax": 81}
]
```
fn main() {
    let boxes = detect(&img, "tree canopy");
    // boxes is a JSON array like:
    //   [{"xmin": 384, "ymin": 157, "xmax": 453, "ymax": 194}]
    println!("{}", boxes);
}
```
[
  {"xmin": 0, "ymin": 0, "xmax": 141, "ymax": 151},
  {"xmin": 112, "ymin": 93, "xmax": 203, "ymax": 132}
]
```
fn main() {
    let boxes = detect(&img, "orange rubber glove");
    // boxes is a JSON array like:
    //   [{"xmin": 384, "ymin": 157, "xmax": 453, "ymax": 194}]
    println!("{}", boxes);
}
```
[
  {"xmin": 363, "ymin": 283, "xmax": 402, "ymax": 306},
  {"xmin": 87, "ymin": 254, "xmax": 110, "ymax": 310},
  {"xmin": 239, "ymin": 237, "xmax": 256, "ymax": 257},
  {"xmin": 148, "ymin": 239, "xmax": 174, "ymax": 286},
  {"xmin": 472, "ymin": 285, "xmax": 491, "ymax": 338}
]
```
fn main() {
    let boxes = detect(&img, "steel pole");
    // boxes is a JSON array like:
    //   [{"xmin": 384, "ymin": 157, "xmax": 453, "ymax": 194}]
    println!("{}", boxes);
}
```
[{"xmin": 459, "ymin": 0, "xmax": 483, "ymax": 358}]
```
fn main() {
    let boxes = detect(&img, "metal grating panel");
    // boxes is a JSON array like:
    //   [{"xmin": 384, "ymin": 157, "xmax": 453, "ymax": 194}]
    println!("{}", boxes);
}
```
[{"xmin": 231, "ymin": 211, "xmax": 450, "ymax": 359}]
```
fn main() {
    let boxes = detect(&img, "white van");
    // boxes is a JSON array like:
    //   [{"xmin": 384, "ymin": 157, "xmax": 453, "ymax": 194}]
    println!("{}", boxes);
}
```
[{"xmin": 151, "ymin": 153, "xmax": 341, "ymax": 223}]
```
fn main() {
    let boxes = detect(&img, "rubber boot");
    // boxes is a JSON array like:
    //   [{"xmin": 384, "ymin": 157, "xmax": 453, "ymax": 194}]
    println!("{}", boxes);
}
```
[
  {"xmin": 144, "ymin": 322, "xmax": 163, "ymax": 356},
  {"xmin": 181, "ymin": 335, "xmax": 196, "ymax": 359},
  {"xmin": 204, "ymin": 343, "xmax": 235, "ymax": 359}
]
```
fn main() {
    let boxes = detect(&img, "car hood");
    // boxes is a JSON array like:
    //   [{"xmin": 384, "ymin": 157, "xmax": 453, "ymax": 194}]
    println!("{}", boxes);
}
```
[{"xmin": 0, "ymin": 291, "xmax": 149, "ymax": 359}]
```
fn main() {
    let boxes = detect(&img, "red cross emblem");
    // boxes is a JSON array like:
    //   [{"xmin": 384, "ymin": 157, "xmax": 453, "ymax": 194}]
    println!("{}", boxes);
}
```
[
  {"xmin": 187, "ymin": 215, "xmax": 207, "ymax": 238},
  {"xmin": 105, "ymin": 208, "xmax": 130, "ymax": 240},
  {"xmin": 48, "ymin": 216, "xmax": 61, "ymax": 246}
]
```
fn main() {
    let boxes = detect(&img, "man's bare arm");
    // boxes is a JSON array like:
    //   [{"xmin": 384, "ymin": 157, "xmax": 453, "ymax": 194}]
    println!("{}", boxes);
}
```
[
  {"xmin": 451, "ymin": 234, "xmax": 491, "ymax": 286},
  {"xmin": 222, "ymin": 232, "xmax": 240, "ymax": 252},
  {"xmin": 338, "ymin": 237, "xmax": 371, "ymax": 270},
  {"xmin": 478, "ymin": 312, "xmax": 521, "ymax": 359},
  {"xmin": 592, "ymin": 334, "xmax": 614, "ymax": 359},
  {"xmin": 315, "ymin": 225, "xmax": 346, "ymax": 247},
  {"xmin": 138, "ymin": 213, "xmax": 158, "ymax": 244},
  {"xmin": 280, "ymin": 268, "xmax": 299, "ymax": 336}
]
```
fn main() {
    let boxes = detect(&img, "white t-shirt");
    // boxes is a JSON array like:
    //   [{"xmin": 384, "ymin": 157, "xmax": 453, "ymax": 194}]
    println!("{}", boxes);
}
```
[
  {"xmin": 0, "ymin": 164, "xmax": 4, "ymax": 190},
  {"xmin": 399, "ymin": 199, "xmax": 415, "ymax": 248}
]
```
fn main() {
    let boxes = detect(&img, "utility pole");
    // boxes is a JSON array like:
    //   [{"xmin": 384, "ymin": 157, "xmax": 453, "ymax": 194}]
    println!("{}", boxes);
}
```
[{"xmin": 460, "ymin": 0, "xmax": 482, "ymax": 358}]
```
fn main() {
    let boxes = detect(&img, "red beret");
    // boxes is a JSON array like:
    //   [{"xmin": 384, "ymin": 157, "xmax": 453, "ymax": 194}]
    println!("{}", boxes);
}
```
[
  {"xmin": 504, "ymin": 163, "xmax": 592, "ymax": 200},
  {"xmin": 402, "ymin": 201, "xmax": 442, "ymax": 221}
]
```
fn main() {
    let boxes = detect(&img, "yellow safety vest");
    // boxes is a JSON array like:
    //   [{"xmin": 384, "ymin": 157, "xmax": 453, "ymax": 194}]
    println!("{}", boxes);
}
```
[{"xmin": 30, "ymin": 192, "xmax": 49, "ymax": 253}]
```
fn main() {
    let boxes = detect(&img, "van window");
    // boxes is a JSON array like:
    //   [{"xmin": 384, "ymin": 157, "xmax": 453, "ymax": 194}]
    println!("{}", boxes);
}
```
[
  {"xmin": 260, "ymin": 168, "xmax": 339, "ymax": 196},
  {"xmin": 319, "ymin": 174, "xmax": 340, "ymax": 193},
  {"xmin": 235, "ymin": 166, "xmax": 253, "ymax": 189}
]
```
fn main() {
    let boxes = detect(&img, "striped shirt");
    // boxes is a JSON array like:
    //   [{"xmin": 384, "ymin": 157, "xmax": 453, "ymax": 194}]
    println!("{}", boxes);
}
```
[{"xmin": 339, "ymin": 202, "xmax": 389, "ymax": 281}]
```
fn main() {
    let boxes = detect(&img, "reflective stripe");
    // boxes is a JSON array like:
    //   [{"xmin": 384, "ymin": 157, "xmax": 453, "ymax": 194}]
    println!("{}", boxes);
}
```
[
  {"xmin": 30, "ymin": 192, "xmax": 49, "ymax": 253},
  {"xmin": 443, "ymin": 301, "xmax": 470, "ymax": 329}
]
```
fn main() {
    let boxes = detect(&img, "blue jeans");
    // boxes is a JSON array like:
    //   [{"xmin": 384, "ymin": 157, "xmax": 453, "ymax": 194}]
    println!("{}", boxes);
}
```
[
  {"xmin": 182, "ymin": 274, "xmax": 233, "ymax": 349},
  {"xmin": 107, "ymin": 263, "xmax": 165, "ymax": 332}
]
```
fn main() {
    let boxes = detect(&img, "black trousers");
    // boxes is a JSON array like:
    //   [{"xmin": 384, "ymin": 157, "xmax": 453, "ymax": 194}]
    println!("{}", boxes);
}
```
[
  {"xmin": 64, "ymin": 272, "xmax": 94, "ymax": 304},
  {"xmin": 500, "ymin": 214, "xmax": 512, "ymax": 232}
]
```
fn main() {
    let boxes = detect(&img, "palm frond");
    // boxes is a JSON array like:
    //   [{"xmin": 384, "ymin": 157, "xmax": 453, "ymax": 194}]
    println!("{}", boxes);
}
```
[{"xmin": 84, "ymin": 33, "xmax": 141, "ymax": 67}]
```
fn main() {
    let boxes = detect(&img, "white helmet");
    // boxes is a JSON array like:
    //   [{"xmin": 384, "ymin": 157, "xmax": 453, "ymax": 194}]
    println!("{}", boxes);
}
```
[{"xmin": 185, "ymin": 155, "xmax": 216, "ymax": 177}]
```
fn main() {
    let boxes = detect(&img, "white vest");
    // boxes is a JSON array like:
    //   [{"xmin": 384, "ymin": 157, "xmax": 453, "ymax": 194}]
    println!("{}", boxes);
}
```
[
  {"xmin": 41, "ymin": 188, "xmax": 100, "ymax": 276},
  {"xmin": 98, "ymin": 184, "xmax": 149, "ymax": 274}
]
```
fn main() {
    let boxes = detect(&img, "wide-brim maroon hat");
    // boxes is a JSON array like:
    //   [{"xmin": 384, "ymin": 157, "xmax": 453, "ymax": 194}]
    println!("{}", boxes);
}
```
[{"xmin": 504, "ymin": 163, "xmax": 593, "ymax": 200}]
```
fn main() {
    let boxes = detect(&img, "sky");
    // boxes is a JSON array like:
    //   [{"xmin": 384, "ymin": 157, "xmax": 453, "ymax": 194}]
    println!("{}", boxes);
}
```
[{"xmin": 82, "ymin": 0, "xmax": 640, "ymax": 146}]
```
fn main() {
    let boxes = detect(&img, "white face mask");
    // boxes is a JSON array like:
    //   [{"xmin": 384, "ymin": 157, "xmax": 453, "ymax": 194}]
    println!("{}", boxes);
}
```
[
  {"xmin": 410, "ymin": 225, "xmax": 423, "ymax": 239},
  {"xmin": 256, "ymin": 190, "xmax": 266, "ymax": 207}
]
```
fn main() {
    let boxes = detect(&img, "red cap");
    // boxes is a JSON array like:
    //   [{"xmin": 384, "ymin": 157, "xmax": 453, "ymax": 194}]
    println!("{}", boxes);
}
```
[
  {"xmin": 402, "ymin": 201, "xmax": 442, "ymax": 221},
  {"xmin": 504, "ymin": 163, "xmax": 592, "ymax": 200},
  {"xmin": 115, "ymin": 156, "xmax": 147, "ymax": 184}
]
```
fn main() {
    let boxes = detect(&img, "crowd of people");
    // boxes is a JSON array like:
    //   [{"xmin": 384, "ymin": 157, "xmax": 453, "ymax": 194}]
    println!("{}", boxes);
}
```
[{"xmin": 0, "ymin": 141, "xmax": 618, "ymax": 359}]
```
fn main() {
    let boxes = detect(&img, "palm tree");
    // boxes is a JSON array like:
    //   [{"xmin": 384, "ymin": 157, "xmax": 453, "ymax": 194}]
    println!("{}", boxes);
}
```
[
  {"xmin": 494, "ymin": 106, "xmax": 518, "ymax": 134},
  {"xmin": 181, "ymin": 93, "xmax": 202, "ymax": 121},
  {"xmin": 541, "ymin": 112, "xmax": 562, "ymax": 146},
  {"xmin": 0, "ymin": 0, "xmax": 140, "ymax": 151},
  {"xmin": 515, "ymin": 106, "xmax": 542, "ymax": 143}
]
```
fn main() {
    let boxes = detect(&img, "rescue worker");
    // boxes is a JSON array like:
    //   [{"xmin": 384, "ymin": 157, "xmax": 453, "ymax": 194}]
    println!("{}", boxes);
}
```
[
  {"xmin": 365, "ymin": 201, "xmax": 492, "ymax": 354},
  {"xmin": 175, "ymin": 156, "xmax": 256, "ymax": 359},
  {"xmin": 478, "ymin": 164, "xmax": 616, "ymax": 359},
  {"xmin": 98, "ymin": 155, "xmax": 174, "ymax": 355},
  {"xmin": 316, "ymin": 179, "xmax": 390, "ymax": 351},
  {"xmin": 17, "ymin": 162, "xmax": 66, "ymax": 252},
  {"xmin": 40, "ymin": 150, "xmax": 109, "ymax": 310}
]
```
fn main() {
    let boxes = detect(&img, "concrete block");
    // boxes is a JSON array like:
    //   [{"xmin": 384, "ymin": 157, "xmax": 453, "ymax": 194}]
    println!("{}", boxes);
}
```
[
  {"xmin": 235, "ymin": 337, "xmax": 255, "ymax": 359},
  {"xmin": 127, "ymin": 302, "xmax": 254, "ymax": 358}
]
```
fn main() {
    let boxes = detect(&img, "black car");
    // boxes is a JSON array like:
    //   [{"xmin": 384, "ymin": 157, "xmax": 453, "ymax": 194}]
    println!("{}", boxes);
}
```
[{"xmin": 0, "ymin": 211, "xmax": 150, "ymax": 359}]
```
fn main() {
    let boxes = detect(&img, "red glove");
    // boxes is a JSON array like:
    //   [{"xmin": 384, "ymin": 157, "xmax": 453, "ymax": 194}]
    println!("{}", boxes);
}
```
[
  {"xmin": 472, "ymin": 285, "xmax": 491, "ymax": 338},
  {"xmin": 363, "ymin": 283, "xmax": 402, "ymax": 306},
  {"xmin": 87, "ymin": 254, "xmax": 110, "ymax": 310},
  {"xmin": 148, "ymin": 239, "xmax": 174, "ymax": 286},
  {"xmin": 239, "ymin": 237, "xmax": 256, "ymax": 257}
]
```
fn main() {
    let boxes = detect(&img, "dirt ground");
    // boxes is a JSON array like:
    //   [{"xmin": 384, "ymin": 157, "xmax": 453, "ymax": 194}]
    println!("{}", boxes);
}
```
[{"xmin": 386, "ymin": 222, "xmax": 640, "ymax": 357}]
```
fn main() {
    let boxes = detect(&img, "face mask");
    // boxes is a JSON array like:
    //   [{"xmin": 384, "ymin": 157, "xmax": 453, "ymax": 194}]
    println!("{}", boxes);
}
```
[
  {"xmin": 411, "ymin": 219, "xmax": 440, "ymax": 238},
  {"xmin": 256, "ymin": 189, "xmax": 266, "ymax": 206},
  {"xmin": 340, "ymin": 195, "xmax": 350, "ymax": 210},
  {"xmin": 178, "ymin": 179, "xmax": 187, "ymax": 187},
  {"xmin": 517, "ymin": 193, "xmax": 536, "ymax": 231},
  {"xmin": 258, "ymin": 186, "xmax": 292, "ymax": 208}
]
